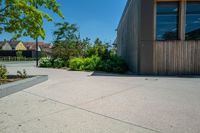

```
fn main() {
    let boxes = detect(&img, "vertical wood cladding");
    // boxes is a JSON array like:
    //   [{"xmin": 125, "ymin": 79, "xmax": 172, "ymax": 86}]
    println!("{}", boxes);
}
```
[
  {"xmin": 154, "ymin": 41, "xmax": 200, "ymax": 75},
  {"xmin": 117, "ymin": 0, "xmax": 200, "ymax": 75},
  {"xmin": 117, "ymin": 0, "xmax": 140, "ymax": 73}
]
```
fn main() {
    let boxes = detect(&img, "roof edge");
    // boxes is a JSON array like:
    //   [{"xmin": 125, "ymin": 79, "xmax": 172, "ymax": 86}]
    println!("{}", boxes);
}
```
[{"xmin": 117, "ymin": 0, "xmax": 133, "ymax": 30}]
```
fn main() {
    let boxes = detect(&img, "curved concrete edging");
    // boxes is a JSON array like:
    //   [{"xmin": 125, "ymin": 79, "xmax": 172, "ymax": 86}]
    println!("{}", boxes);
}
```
[{"xmin": 0, "ymin": 75, "xmax": 48, "ymax": 98}]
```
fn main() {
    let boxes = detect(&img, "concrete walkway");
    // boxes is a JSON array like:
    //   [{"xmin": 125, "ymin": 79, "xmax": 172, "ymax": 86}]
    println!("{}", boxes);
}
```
[{"xmin": 0, "ymin": 61, "xmax": 200, "ymax": 133}]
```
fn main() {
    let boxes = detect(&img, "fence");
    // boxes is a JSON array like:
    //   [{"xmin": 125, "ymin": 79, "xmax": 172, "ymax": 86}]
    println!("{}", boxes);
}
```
[{"xmin": 0, "ymin": 50, "xmax": 41, "ymax": 58}]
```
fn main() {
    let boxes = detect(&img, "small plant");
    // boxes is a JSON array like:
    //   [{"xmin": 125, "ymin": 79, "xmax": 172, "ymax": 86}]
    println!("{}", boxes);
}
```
[
  {"xmin": 16, "ymin": 51, "xmax": 23, "ymax": 57},
  {"xmin": 98, "ymin": 56, "xmax": 128, "ymax": 73},
  {"xmin": 69, "ymin": 56, "xmax": 101, "ymax": 71},
  {"xmin": 17, "ymin": 69, "xmax": 28, "ymax": 79},
  {"xmin": 0, "ymin": 65, "xmax": 8, "ymax": 79},
  {"xmin": 53, "ymin": 58, "xmax": 64, "ymax": 68},
  {"xmin": 39, "ymin": 57, "xmax": 53, "ymax": 67},
  {"xmin": 69, "ymin": 57, "xmax": 84, "ymax": 71}
]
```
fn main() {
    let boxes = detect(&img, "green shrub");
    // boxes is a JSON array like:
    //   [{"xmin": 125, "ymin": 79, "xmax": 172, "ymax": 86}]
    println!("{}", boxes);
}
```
[
  {"xmin": 83, "ymin": 56, "xmax": 101, "ymax": 71},
  {"xmin": 53, "ymin": 58, "xmax": 65, "ymax": 68},
  {"xmin": 16, "ymin": 51, "xmax": 23, "ymax": 58},
  {"xmin": 39, "ymin": 57, "xmax": 53, "ymax": 67},
  {"xmin": 69, "ymin": 55, "xmax": 128, "ymax": 73},
  {"xmin": 69, "ymin": 58, "xmax": 84, "ymax": 71},
  {"xmin": 0, "ymin": 65, "xmax": 8, "ymax": 79},
  {"xmin": 64, "ymin": 60, "xmax": 69, "ymax": 67},
  {"xmin": 69, "ymin": 56, "xmax": 101, "ymax": 71},
  {"xmin": 98, "ymin": 56, "xmax": 128, "ymax": 73}
]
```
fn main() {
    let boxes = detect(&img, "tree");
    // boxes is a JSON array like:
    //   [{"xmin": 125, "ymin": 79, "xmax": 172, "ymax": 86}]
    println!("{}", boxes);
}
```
[
  {"xmin": 86, "ymin": 38, "xmax": 110, "ymax": 60},
  {"xmin": 0, "ymin": 0, "xmax": 63, "ymax": 39},
  {"xmin": 52, "ymin": 22, "xmax": 91, "ymax": 60},
  {"xmin": 53, "ymin": 22, "xmax": 79, "ymax": 43}
]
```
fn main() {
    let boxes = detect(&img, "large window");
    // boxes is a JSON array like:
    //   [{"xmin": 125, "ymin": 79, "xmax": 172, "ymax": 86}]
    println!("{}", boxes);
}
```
[
  {"xmin": 156, "ymin": 2, "xmax": 179, "ymax": 41},
  {"xmin": 186, "ymin": 2, "xmax": 200, "ymax": 40}
]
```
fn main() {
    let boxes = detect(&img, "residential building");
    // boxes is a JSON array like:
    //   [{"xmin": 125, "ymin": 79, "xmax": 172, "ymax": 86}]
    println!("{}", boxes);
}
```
[
  {"xmin": 9, "ymin": 41, "xmax": 27, "ymax": 50},
  {"xmin": 23, "ymin": 42, "xmax": 52, "ymax": 54},
  {"xmin": 116, "ymin": 0, "xmax": 200, "ymax": 75},
  {"xmin": 0, "ymin": 41, "xmax": 12, "ymax": 50}
]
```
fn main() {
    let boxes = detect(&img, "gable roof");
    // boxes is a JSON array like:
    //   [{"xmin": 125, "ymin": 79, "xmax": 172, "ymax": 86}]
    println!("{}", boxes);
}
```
[
  {"xmin": 9, "ymin": 41, "xmax": 21, "ymax": 49},
  {"xmin": 0, "ymin": 41, "xmax": 6, "ymax": 46},
  {"xmin": 0, "ymin": 41, "xmax": 11, "ymax": 47},
  {"xmin": 23, "ymin": 42, "xmax": 51, "ymax": 50}
]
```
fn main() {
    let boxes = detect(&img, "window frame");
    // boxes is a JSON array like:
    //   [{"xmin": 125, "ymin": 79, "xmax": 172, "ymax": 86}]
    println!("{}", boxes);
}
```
[
  {"xmin": 185, "ymin": 1, "xmax": 200, "ymax": 40},
  {"xmin": 155, "ymin": 1, "xmax": 180, "ymax": 41},
  {"xmin": 154, "ymin": 0, "xmax": 200, "ymax": 41}
]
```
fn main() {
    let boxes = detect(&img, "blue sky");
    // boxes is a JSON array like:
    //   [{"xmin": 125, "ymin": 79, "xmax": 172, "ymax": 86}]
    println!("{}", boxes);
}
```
[{"xmin": 1, "ymin": 0, "xmax": 127, "ymax": 43}]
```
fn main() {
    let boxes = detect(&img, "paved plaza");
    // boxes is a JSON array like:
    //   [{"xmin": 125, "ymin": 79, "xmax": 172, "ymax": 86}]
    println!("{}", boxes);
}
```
[{"xmin": 0, "ymin": 61, "xmax": 200, "ymax": 133}]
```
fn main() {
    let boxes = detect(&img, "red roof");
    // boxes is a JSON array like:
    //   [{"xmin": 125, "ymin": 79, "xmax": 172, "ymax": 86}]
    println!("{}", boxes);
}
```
[{"xmin": 23, "ymin": 42, "xmax": 52, "ymax": 50}]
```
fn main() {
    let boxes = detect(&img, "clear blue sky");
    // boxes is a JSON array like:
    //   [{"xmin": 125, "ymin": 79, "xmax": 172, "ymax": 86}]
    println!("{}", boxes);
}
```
[{"xmin": 1, "ymin": 0, "xmax": 127, "ymax": 43}]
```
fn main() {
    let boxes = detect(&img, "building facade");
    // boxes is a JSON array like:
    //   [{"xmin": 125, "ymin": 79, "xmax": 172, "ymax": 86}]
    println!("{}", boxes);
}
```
[
  {"xmin": 117, "ymin": 0, "xmax": 200, "ymax": 75},
  {"xmin": 0, "ymin": 42, "xmax": 12, "ymax": 50},
  {"xmin": 9, "ymin": 41, "xmax": 27, "ymax": 50}
]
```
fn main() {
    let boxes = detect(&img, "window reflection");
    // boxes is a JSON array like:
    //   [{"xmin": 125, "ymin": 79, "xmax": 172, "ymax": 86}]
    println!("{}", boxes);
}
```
[
  {"xmin": 186, "ymin": 2, "xmax": 200, "ymax": 40},
  {"xmin": 156, "ymin": 2, "xmax": 179, "ymax": 40}
]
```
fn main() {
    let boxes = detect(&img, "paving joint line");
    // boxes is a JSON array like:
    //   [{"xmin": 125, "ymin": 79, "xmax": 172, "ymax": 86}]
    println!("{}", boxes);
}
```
[
  {"xmin": 22, "ymin": 90, "xmax": 162, "ymax": 133},
  {"xmin": 77, "ymin": 80, "xmax": 158, "ymax": 106},
  {"xmin": 77, "ymin": 84, "xmax": 146, "ymax": 106}
]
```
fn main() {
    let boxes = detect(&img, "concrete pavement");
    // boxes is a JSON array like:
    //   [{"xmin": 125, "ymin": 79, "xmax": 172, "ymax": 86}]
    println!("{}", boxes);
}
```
[{"xmin": 0, "ymin": 61, "xmax": 200, "ymax": 133}]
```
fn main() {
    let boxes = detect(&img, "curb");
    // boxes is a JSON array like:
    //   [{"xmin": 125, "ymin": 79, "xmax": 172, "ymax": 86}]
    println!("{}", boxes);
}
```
[{"xmin": 0, "ymin": 75, "xmax": 48, "ymax": 98}]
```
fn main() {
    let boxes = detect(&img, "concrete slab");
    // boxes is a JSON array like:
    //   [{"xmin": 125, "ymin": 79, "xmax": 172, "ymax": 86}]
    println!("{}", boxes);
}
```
[
  {"xmin": 0, "ymin": 104, "xmax": 158, "ymax": 133},
  {"xmin": 80, "ymin": 79, "xmax": 200, "ymax": 133},
  {"xmin": 1, "ymin": 62, "xmax": 200, "ymax": 133},
  {"xmin": 25, "ymin": 76, "xmax": 153, "ymax": 105},
  {"xmin": 0, "ymin": 92, "xmax": 68, "ymax": 130}
]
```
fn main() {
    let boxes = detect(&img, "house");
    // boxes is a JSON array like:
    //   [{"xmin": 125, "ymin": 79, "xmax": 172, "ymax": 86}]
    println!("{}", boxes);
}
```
[
  {"xmin": 23, "ymin": 42, "xmax": 42, "ymax": 51},
  {"xmin": 9, "ymin": 41, "xmax": 27, "ymax": 50},
  {"xmin": 116, "ymin": 0, "xmax": 200, "ymax": 75},
  {"xmin": 23, "ymin": 42, "xmax": 52, "ymax": 55},
  {"xmin": 0, "ymin": 41, "xmax": 12, "ymax": 50}
]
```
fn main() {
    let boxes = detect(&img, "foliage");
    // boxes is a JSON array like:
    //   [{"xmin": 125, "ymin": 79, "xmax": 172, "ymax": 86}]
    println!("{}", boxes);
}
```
[
  {"xmin": 52, "ymin": 42, "xmax": 72, "ymax": 61},
  {"xmin": 17, "ymin": 69, "xmax": 28, "ymax": 79},
  {"xmin": 98, "ymin": 56, "xmax": 128, "ymax": 73},
  {"xmin": 53, "ymin": 22, "xmax": 79, "ymax": 43},
  {"xmin": 69, "ymin": 55, "xmax": 128, "ymax": 73},
  {"xmin": 69, "ymin": 58, "xmax": 84, "ymax": 71},
  {"xmin": 16, "ymin": 51, "xmax": 23, "ymax": 58},
  {"xmin": 52, "ymin": 22, "xmax": 91, "ymax": 60},
  {"xmin": 39, "ymin": 57, "xmax": 52, "ymax": 68},
  {"xmin": 0, "ymin": 0, "xmax": 63, "ymax": 39},
  {"xmin": 0, "ymin": 65, "xmax": 8, "ymax": 79},
  {"xmin": 69, "ymin": 56, "xmax": 101, "ymax": 71},
  {"xmin": 53, "ymin": 58, "xmax": 64, "ymax": 68},
  {"xmin": 43, "ymin": 21, "xmax": 128, "ymax": 73},
  {"xmin": 86, "ymin": 38, "xmax": 110, "ymax": 59}
]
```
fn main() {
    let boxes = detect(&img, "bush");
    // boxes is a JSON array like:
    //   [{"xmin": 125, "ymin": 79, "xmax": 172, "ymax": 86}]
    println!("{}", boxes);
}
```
[
  {"xmin": 83, "ymin": 56, "xmax": 101, "ymax": 71},
  {"xmin": 39, "ymin": 57, "xmax": 53, "ymax": 67},
  {"xmin": 69, "ymin": 56, "xmax": 101, "ymax": 71},
  {"xmin": 16, "ymin": 51, "xmax": 23, "ymax": 58},
  {"xmin": 98, "ymin": 56, "xmax": 128, "ymax": 73},
  {"xmin": 0, "ymin": 65, "xmax": 8, "ymax": 79},
  {"xmin": 53, "ymin": 58, "xmax": 65, "ymax": 68},
  {"xmin": 69, "ymin": 55, "xmax": 128, "ymax": 73},
  {"xmin": 69, "ymin": 58, "xmax": 84, "ymax": 71}
]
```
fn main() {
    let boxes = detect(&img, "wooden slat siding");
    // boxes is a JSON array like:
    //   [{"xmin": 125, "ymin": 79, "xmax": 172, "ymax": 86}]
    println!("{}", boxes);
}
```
[
  {"xmin": 153, "ymin": 41, "xmax": 200, "ymax": 75},
  {"xmin": 116, "ymin": 0, "xmax": 140, "ymax": 73}
]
